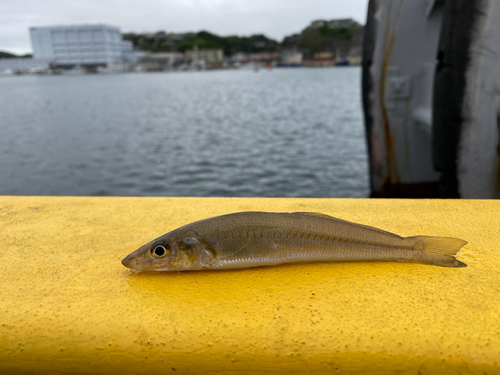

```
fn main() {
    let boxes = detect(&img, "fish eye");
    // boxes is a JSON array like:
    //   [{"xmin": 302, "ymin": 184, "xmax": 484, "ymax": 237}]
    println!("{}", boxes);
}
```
[{"xmin": 151, "ymin": 244, "xmax": 170, "ymax": 258}]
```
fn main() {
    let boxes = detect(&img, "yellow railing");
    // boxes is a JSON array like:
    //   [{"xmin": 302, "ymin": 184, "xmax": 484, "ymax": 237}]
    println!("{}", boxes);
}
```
[{"xmin": 0, "ymin": 196, "xmax": 497, "ymax": 374}]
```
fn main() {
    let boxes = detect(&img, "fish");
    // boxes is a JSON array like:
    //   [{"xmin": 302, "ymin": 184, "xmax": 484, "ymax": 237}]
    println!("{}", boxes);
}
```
[{"xmin": 121, "ymin": 211, "xmax": 467, "ymax": 271}]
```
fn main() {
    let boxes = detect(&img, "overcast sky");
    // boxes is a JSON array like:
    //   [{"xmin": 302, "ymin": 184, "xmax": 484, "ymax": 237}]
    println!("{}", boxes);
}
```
[{"xmin": 1, "ymin": 0, "xmax": 369, "ymax": 54}]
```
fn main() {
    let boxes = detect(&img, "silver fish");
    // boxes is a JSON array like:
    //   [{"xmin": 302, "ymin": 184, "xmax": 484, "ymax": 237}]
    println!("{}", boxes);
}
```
[{"xmin": 122, "ymin": 211, "xmax": 467, "ymax": 271}]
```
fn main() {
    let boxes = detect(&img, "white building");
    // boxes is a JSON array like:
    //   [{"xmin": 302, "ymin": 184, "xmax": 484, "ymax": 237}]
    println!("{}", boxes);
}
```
[
  {"xmin": 121, "ymin": 40, "xmax": 146, "ymax": 64},
  {"xmin": 29, "ymin": 24, "xmax": 126, "ymax": 67}
]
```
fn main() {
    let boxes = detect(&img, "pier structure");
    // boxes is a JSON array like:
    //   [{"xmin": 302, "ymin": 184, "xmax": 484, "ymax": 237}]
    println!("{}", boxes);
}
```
[{"xmin": 0, "ymin": 196, "xmax": 496, "ymax": 373}]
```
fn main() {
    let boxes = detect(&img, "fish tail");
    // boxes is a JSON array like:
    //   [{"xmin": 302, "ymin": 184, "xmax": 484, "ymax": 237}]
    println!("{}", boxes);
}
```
[{"xmin": 407, "ymin": 236, "xmax": 468, "ymax": 267}]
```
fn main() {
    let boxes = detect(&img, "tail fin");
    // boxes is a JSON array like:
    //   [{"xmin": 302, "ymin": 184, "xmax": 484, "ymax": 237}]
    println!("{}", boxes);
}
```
[{"xmin": 407, "ymin": 236, "xmax": 468, "ymax": 268}]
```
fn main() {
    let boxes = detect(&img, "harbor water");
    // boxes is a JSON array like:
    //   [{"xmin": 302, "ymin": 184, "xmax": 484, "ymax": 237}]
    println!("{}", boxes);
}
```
[{"xmin": 0, "ymin": 67, "xmax": 369, "ymax": 197}]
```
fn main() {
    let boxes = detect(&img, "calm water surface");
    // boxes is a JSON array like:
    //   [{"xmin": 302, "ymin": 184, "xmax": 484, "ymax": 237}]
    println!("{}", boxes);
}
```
[{"xmin": 0, "ymin": 68, "xmax": 369, "ymax": 197}]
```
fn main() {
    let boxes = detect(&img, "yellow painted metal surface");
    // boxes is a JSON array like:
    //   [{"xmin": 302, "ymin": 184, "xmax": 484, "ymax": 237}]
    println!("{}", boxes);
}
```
[{"xmin": 0, "ymin": 197, "xmax": 499, "ymax": 374}]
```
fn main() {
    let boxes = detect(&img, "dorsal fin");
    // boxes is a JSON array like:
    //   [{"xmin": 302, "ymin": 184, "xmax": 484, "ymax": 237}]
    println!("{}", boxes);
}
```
[{"xmin": 292, "ymin": 212, "xmax": 335, "ymax": 219}]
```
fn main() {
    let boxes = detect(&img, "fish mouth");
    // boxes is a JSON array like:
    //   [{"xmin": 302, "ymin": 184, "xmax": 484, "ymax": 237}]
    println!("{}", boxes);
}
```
[
  {"xmin": 122, "ymin": 253, "xmax": 138, "ymax": 270},
  {"xmin": 122, "ymin": 244, "xmax": 152, "ymax": 270}
]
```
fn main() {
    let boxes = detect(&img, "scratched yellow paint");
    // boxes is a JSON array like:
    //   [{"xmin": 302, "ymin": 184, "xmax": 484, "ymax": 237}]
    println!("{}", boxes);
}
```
[{"xmin": 0, "ymin": 197, "xmax": 499, "ymax": 374}]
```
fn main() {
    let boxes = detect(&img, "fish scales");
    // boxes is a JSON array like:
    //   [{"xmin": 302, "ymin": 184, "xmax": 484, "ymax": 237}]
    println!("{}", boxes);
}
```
[{"xmin": 122, "ymin": 212, "xmax": 467, "ymax": 271}]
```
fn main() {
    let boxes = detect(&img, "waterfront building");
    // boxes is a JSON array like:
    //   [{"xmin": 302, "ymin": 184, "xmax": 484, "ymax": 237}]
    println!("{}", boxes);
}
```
[
  {"xmin": 279, "ymin": 50, "xmax": 303, "ymax": 65},
  {"xmin": 248, "ymin": 52, "xmax": 279, "ymax": 62},
  {"xmin": 231, "ymin": 52, "xmax": 249, "ymax": 63},
  {"xmin": 138, "ymin": 52, "xmax": 184, "ymax": 71},
  {"xmin": 29, "ymin": 24, "xmax": 127, "ymax": 68},
  {"xmin": 184, "ymin": 48, "xmax": 223, "ymax": 64},
  {"xmin": 121, "ymin": 40, "xmax": 146, "ymax": 64},
  {"xmin": 0, "ymin": 58, "xmax": 51, "ymax": 73}
]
